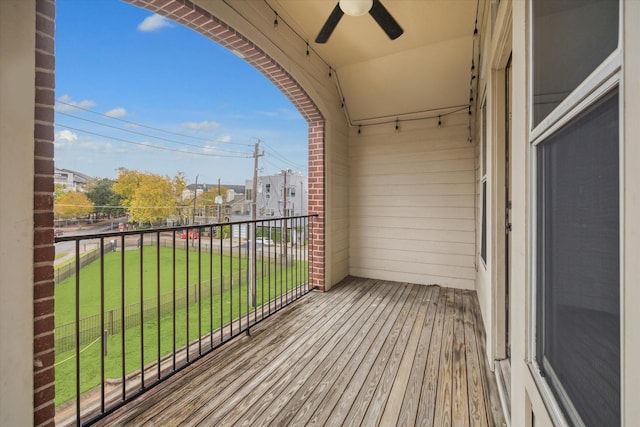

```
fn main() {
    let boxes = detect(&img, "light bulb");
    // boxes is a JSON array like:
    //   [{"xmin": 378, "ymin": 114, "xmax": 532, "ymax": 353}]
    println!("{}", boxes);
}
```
[{"xmin": 339, "ymin": 0, "xmax": 373, "ymax": 17}]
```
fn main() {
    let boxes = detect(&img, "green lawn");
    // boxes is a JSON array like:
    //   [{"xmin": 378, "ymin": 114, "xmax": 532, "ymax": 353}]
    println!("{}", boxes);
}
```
[{"xmin": 54, "ymin": 245, "xmax": 308, "ymax": 406}]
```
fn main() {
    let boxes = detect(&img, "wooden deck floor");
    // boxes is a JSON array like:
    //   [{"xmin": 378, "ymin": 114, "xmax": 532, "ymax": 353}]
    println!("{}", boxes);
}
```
[{"xmin": 97, "ymin": 277, "xmax": 505, "ymax": 426}]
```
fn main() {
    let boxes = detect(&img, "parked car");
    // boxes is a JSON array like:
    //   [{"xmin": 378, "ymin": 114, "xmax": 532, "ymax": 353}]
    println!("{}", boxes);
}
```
[
  {"xmin": 54, "ymin": 229, "xmax": 64, "ymax": 237},
  {"xmin": 180, "ymin": 231, "xmax": 199, "ymax": 239},
  {"xmin": 255, "ymin": 237, "xmax": 274, "ymax": 246}
]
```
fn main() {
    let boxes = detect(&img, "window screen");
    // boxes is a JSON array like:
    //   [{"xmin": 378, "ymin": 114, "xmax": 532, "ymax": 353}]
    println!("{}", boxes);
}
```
[
  {"xmin": 536, "ymin": 89, "xmax": 619, "ymax": 426},
  {"xmin": 532, "ymin": 0, "xmax": 618, "ymax": 127}
]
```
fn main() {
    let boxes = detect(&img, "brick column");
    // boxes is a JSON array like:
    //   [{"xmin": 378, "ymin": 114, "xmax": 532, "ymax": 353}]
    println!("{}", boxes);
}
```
[
  {"xmin": 33, "ymin": 0, "xmax": 56, "ymax": 425},
  {"xmin": 308, "ymin": 122, "xmax": 325, "ymax": 291}
]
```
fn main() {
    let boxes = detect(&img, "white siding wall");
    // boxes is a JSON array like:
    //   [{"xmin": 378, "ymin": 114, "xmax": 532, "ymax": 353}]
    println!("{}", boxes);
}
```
[{"xmin": 349, "ymin": 115, "xmax": 476, "ymax": 289}]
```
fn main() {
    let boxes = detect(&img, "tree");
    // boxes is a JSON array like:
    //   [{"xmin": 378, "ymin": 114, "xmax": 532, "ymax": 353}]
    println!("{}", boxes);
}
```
[
  {"xmin": 54, "ymin": 184, "xmax": 68, "ymax": 201},
  {"xmin": 113, "ymin": 170, "xmax": 187, "ymax": 225},
  {"xmin": 112, "ymin": 169, "xmax": 142, "ymax": 208},
  {"xmin": 196, "ymin": 187, "xmax": 228, "ymax": 217},
  {"xmin": 54, "ymin": 191, "xmax": 94, "ymax": 219},
  {"xmin": 85, "ymin": 178, "xmax": 124, "ymax": 217}
]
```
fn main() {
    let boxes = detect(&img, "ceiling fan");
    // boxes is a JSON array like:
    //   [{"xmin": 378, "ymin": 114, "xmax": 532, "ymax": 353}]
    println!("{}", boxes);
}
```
[{"xmin": 315, "ymin": 0, "xmax": 404, "ymax": 44}]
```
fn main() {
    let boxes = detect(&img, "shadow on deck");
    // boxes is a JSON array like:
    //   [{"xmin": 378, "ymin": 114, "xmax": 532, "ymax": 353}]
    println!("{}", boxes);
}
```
[{"xmin": 95, "ymin": 277, "xmax": 505, "ymax": 426}]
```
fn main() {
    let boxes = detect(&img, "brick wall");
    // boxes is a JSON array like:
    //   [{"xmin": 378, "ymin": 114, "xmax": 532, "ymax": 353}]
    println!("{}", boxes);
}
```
[
  {"xmin": 33, "ymin": 0, "xmax": 56, "ymax": 425},
  {"xmin": 126, "ymin": 0, "xmax": 326, "ymax": 289}
]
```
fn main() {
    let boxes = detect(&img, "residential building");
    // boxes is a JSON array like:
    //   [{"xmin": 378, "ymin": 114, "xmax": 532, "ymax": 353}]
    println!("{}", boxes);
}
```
[
  {"xmin": 1, "ymin": 1, "xmax": 638, "ymax": 426},
  {"xmin": 245, "ymin": 170, "xmax": 308, "ymax": 218}
]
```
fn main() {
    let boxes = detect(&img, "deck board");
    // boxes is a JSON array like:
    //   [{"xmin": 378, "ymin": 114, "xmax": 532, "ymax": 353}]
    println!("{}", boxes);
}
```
[{"xmin": 96, "ymin": 278, "xmax": 505, "ymax": 427}]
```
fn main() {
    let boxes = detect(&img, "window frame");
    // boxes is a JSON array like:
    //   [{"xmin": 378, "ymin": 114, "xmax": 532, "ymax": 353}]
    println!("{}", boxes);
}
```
[
  {"xmin": 480, "ymin": 97, "xmax": 488, "ymax": 267},
  {"xmin": 527, "ymin": 1, "xmax": 625, "ymax": 425}
]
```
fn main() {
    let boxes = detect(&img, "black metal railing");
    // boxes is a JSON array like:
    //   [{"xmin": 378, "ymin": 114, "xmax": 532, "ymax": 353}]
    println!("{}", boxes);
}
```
[{"xmin": 54, "ymin": 215, "xmax": 317, "ymax": 426}]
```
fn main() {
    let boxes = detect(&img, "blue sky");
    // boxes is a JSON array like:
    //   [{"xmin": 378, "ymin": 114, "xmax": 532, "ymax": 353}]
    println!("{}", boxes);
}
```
[{"xmin": 55, "ymin": 0, "xmax": 308, "ymax": 185}]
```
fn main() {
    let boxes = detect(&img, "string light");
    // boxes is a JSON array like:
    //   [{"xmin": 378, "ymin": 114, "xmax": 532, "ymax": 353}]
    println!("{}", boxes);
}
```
[
  {"xmin": 438, "ymin": 115, "xmax": 442, "ymax": 128},
  {"xmin": 395, "ymin": 118, "xmax": 400, "ymax": 131},
  {"xmin": 306, "ymin": 42, "xmax": 310, "ymax": 56},
  {"xmin": 468, "ymin": 106, "xmax": 472, "ymax": 116},
  {"xmin": 358, "ymin": 125, "xmax": 362, "ymax": 134},
  {"xmin": 341, "ymin": 98, "xmax": 345, "ymax": 108},
  {"xmin": 274, "ymin": 12, "xmax": 279, "ymax": 28},
  {"xmin": 329, "ymin": 66, "xmax": 332, "ymax": 78}
]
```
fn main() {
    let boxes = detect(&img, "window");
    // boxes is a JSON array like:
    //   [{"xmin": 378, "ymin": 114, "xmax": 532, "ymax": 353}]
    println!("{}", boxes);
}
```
[
  {"xmin": 532, "ymin": 0, "xmax": 618, "ymax": 127},
  {"xmin": 536, "ymin": 90, "xmax": 619, "ymax": 426},
  {"xmin": 531, "ymin": 1, "xmax": 620, "ymax": 425},
  {"xmin": 265, "ymin": 183, "xmax": 271, "ymax": 198},
  {"xmin": 245, "ymin": 189, "xmax": 252, "ymax": 202},
  {"xmin": 289, "ymin": 186, "xmax": 296, "ymax": 197}
]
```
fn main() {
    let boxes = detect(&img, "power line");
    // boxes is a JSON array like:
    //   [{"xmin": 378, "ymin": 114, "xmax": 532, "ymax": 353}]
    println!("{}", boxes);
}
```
[
  {"xmin": 55, "ymin": 99, "xmax": 254, "ymax": 147},
  {"xmin": 57, "ymin": 111, "xmax": 251, "ymax": 156},
  {"xmin": 260, "ymin": 139, "xmax": 306, "ymax": 170},
  {"xmin": 57, "ymin": 123, "xmax": 253, "ymax": 158}
]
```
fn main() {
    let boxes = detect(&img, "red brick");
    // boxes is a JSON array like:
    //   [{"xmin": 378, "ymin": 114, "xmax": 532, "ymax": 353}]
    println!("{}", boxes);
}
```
[
  {"xmin": 34, "ymin": 299, "xmax": 53, "ymax": 318},
  {"xmin": 35, "ymin": 50, "xmax": 55, "ymax": 70},
  {"xmin": 34, "ymin": 349, "xmax": 54, "ymax": 367},
  {"xmin": 33, "ymin": 228, "xmax": 53, "ymax": 245},
  {"xmin": 33, "ymin": 173, "xmax": 54, "ymax": 191},
  {"xmin": 34, "ymin": 384, "xmax": 54, "ymax": 406},
  {"xmin": 34, "ymin": 281, "xmax": 54, "ymax": 300},
  {"xmin": 34, "ymin": 121, "xmax": 54, "ymax": 141},
  {"xmin": 35, "ymin": 88, "xmax": 55, "ymax": 107},
  {"xmin": 34, "ymin": 211, "xmax": 54, "ymax": 227},
  {"xmin": 35, "ymin": 33, "xmax": 54, "ymax": 55},
  {"xmin": 34, "ymin": 404, "xmax": 55, "ymax": 427},
  {"xmin": 36, "ymin": 0, "xmax": 56, "ymax": 19},
  {"xmin": 35, "ymin": 102, "xmax": 54, "ymax": 120},
  {"xmin": 34, "ymin": 315, "xmax": 54, "ymax": 335},
  {"xmin": 34, "ymin": 332, "xmax": 54, "ymax": 354},
  {"xmin": 35, "ymin": 14, "xmax": 55, "ymax": 39},
  {"xmin": 34, "ymin": 246, "xmax": 55, "ymax": 264},
  {"xmin": 33, "ymin": 366, "xmax": 56, "ymax": 390},
  {"xmin": 34, "ymin": 265, "xmax": 54, "ymax": 282},
  {"xmin": 34, "ymin": 194, "xmax": 53, "ymax": 210}
]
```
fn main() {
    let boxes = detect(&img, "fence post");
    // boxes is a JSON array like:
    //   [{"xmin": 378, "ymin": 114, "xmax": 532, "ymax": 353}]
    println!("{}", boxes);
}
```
[
  {"xmin": 103, "ymin": 330, "xmax": 108, "ymax": 356},
  {"xmin": 108, "ymin": 310, "xmax": 113, "ymax": 335}
]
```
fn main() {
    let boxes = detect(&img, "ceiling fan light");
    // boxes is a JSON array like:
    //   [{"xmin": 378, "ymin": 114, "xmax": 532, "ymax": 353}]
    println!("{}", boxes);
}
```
[{"xmin": 339, "ymin": 0, "xmax": 373, "ymax": 17}]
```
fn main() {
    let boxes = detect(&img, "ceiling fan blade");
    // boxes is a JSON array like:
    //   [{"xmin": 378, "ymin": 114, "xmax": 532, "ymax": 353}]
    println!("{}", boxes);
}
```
[
  {"xmin": 315, "ymin": 3, "xmax": 344, "ymax": 43},
  {"xmin": 369, "ymin": 0, "xmax": 404, "ymax": 40}
]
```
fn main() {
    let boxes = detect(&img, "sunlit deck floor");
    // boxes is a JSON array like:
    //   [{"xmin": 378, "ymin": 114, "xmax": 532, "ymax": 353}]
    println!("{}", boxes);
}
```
[{"xmin": 97, "ymin": 277, "xmax": 505, "ymax": 426}]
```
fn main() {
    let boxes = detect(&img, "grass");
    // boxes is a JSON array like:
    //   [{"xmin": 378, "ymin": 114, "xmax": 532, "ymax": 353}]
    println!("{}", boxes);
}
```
[
  {"xmin": 54, "ymin": 246, "xmax": 245, "ymax": 325},
  {"xmin": 54, "ymin": 245, "xmax": 308, "ymax": 406}
]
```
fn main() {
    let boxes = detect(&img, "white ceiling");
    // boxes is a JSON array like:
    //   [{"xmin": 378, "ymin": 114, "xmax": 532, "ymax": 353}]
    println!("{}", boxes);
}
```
[{"xmin": 268, "ymin": 0, "xmax": 479, "ymax": 123}]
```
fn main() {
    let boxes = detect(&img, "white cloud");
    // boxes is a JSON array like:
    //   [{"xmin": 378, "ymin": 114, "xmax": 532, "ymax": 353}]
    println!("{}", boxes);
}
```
[
  {"xmin": 55, "ymin": 129, "xmax": 78, "ymax": 147},
  {"xmin": 105, "ymin": 107, "xmax": 127, "ymax": 118},
  {"xmin": 182, "ymin": 120, "xmax": 221, "ymax": 131},
  {"xmin": 137, "ymin": 14, "xmax": 173, "ymax": 32},
  {"xmin": 218, "ymin": 135, "xmax": 233, "ymax": 143},
  {"xmin": 56, "ymin": 94, "xmax": 96, "ymax": 112}
]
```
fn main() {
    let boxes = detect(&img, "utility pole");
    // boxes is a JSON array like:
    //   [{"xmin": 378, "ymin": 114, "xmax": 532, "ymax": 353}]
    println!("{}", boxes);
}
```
[{"xmin": 249, "ymin": 141, "xmax": 264, "ymax": 307}]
